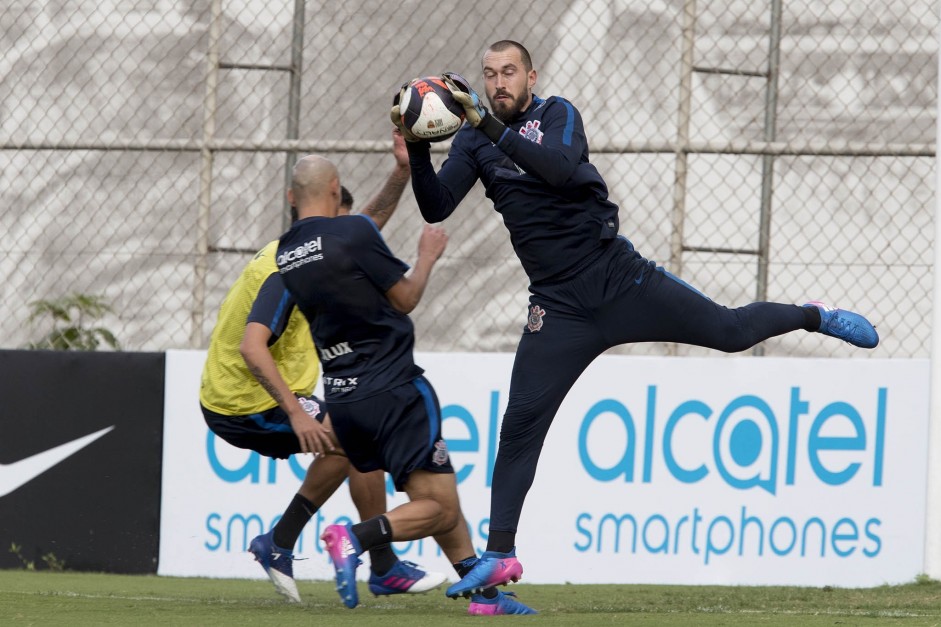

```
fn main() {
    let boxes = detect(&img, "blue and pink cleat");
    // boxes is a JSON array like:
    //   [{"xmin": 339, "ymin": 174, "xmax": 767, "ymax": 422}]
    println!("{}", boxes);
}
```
[
  {"xmin": 321, "ymin": 523, "xmax": 363, "ymax": 608},
  {"xmin": 445, "ymin": 548, "xmax": 524, "ymax": 599},
  {"xmin": 468, "ymin": 590, "xmax": 537, "ymax": 615},
  {"xmin": 367, "ymin": 559, "xmax": 448, "ymax": 596},
  {"xmin": 803, "ymin": 301, "xmax": 879, "ymax": 349}
]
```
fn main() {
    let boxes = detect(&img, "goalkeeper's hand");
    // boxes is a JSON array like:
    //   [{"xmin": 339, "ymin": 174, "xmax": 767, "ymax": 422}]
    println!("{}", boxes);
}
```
[
  {"xmin": 442, "ymin": 71, "xmax": 507, "ymax": 144},
  {"xmin": 390, "ymin": 79, "xmax": 424, "ymax": 143},
  {"xmin": 441, "ymin": 71, "xmax": 488, "ymax": 127}
]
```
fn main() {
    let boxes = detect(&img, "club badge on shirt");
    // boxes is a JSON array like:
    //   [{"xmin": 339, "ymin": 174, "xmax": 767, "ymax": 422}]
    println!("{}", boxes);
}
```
[
  {"xmin": 432, "ymin": 439, "xmax": 450, "ymax": 466},
  {"xmin": 298, "ymin": 396, "xmax": 322, "ymax": 419},
  {"xmin": 519, "ymin": 120, "xmax": 544, "ymax": 144},
  {"xmin": 527, "ymin": 304, "xmax": 546, "ymax": 332}
]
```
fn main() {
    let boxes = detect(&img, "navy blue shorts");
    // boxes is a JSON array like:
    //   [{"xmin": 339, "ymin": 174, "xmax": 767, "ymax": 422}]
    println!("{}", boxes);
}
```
[
  {"xmin": 201, "ymin": 394, "xmax": 325, "ymax": 459},
  {"xmin": 327, "ymin": 376, "xmax": 454, "ymax": 491}
]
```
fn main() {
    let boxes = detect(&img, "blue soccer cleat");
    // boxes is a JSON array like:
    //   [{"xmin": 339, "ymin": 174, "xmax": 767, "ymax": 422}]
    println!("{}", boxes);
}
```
[
  {"xmin": 445, "ymin": 548, "xmax": 524, "ymax": 599},
  {"xmin": 368, "ymin": 560, "xmax": 448, "ymax": 596},
  {"xmin": 468, "ymin": 590, "xmax": 538, "ymax": 615},
  {"xmin": 803, "ymin": 301, "xmax": 879, "ymax": 349},
  {"xmin": 321, "ymin": 523, "xmax": 364, "ymax": 609},
  {"xmin": 248, "ymin": 530, "xmax": 301, "ymax": 603}
]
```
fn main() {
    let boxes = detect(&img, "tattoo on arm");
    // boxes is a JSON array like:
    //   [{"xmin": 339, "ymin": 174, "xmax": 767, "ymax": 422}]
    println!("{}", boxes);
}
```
[
  {"xmin": 248, "ymin": 364, "xmax": 284, "ymax": 405},
  {"xmin": 362, "ymin": 168, "xmax": 409, "ymax": 229}
]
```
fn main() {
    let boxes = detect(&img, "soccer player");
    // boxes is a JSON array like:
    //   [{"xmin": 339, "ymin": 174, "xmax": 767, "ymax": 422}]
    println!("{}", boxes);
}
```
[
  {"xmin": 199, "ymin": 129, "xmax": 445, "ymax": 603},
  {"xmin": 391, "ymin": 40, "xmax": 880, "ymax": 598},
  {"xmin": 276, "ymin": 154, "xmax": 535, "ymax": 615}
]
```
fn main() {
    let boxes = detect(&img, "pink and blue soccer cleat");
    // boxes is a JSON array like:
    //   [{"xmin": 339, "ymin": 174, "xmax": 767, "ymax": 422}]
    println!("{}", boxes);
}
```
[
  {"xmin": 368, "ymin": 560, "xmax": 448, "ymax": 596},
  {"xmin": 468, "ymin": 590, "xmax": 537, "ymax": 615},
  {"xmin": 248, "ymin": 530, "xmax": 301, "ymax": 603},
  {"xmin": 321, "ymin": 523, "xmax": 363, "ymax": 608},
  {"xmin": 445, "ymin": 548, "xmax": 524, "ymax": 599},
  {"xmin": 803, "ymin": 301, "xmax": 879, "ymax": 349}
]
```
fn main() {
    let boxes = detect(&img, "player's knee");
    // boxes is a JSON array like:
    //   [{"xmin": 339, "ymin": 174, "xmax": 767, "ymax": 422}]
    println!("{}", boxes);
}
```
[
  {"xmin": 499, "ymin": 412, "xmax": 551, "ymax": 449},
  {"xmin": 708, "ymin": 313, "xmax": 758, "ymax": 353}
]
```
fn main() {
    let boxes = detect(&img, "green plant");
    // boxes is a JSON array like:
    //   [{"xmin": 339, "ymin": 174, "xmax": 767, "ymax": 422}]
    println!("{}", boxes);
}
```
[
  {"xmin": 26, "ymin": 293, "xmax": 120, "ymax": 351},
  {"xmin": 41, "ymin": 552, "xmax": 66, "ymax": 571},
  {"xmin": 9, "ymin": 542, "xmax": 35, "ymax": 570},
  {"xmin": 8, "ymin": 543, "xmax": 66, "ymax": 571}
]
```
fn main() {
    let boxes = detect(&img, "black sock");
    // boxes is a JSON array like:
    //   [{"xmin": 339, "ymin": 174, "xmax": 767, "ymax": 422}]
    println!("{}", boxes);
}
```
[
  {"xmin": 369, "ymin": 543, "xmax": 398, "ymax": 576},
  {"xmin": 272, "ymin": 493, "xmax": 316, "ymax": 550},
  {"xmin": 453, "ymin": 556, "xmax": 497, "ymax": 599},
  {"xmin": 802, "ymin": 304, "xmax": 821, "ymax": 331},
  {"xmin": 486, "ymin": 530, "xmax": 515, "ymax": 554},
  {"xmin": 351, "ymin": 514, "xmax": 392, "ymax": 552},
  {"xmin": 453, "ymin": 556, "xmax": 478, "ymax": 578}
]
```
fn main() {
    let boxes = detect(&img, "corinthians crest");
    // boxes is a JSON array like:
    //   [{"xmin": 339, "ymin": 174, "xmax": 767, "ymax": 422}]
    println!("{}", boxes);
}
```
[
  {"xmin": 298, "ymin": 396, "xmax": 322, "ymax": 419},
  {"xmin": 519, "ymin": 120, "xmax": 544, "ymax": 144},
  {"xmin": 527, "ymin": 304, "xmax": 546, "ymax": 332},
  {"xmin": 432, "ymin": 439, "xmax": 450, "ymax": 466}
]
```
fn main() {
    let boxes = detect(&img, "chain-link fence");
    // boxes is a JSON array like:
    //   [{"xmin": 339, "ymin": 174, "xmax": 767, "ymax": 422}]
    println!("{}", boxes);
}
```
[{"xmin": 1, "ymin": 0, "xmax": 936, "ymax": 357}]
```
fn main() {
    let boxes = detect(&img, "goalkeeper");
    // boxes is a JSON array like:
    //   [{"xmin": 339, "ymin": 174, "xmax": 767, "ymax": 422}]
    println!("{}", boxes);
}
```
[{"xmin": 392, "ymin": 39, "xmax": 880, "ymax": 599}]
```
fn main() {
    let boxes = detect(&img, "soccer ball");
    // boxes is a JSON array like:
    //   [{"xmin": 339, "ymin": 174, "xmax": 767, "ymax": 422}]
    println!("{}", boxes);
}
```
[{"xmin": 398, "ymin": 76, "xmax": 465, "ymax": 142}]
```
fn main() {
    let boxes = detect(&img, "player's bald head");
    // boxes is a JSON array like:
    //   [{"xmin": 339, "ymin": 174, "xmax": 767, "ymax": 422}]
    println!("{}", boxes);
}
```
[{"xmin": 291, "ymin": 155, "xmax": 340, "ymax": 209}]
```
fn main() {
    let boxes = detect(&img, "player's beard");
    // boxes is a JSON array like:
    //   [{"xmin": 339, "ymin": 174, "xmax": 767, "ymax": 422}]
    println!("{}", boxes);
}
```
[{"xmin": 489, "ymin": 89, "xmax": 529, "ymax": 123}]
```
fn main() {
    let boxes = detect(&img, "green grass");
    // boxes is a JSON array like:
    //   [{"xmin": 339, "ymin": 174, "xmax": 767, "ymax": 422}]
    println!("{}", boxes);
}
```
[{"xmin": 1, "ymin": 570, "xmax": 939, "ymax": 626}]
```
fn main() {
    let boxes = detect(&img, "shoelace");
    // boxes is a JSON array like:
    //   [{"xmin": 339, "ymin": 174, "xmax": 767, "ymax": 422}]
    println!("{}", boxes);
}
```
[{"xmin": 834, "ymin": 315, "xmax": 867, "ymax": 344}]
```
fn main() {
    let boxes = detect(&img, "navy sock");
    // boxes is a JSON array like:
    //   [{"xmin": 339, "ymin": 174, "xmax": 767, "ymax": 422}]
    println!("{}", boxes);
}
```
[
  {"xmin": 453, "ymin": 556, "xmax": 478, "ymax": 578},
  {"xmin": 802, "ymin": 304, "xmax": 822, "ymax": 331},
  {"xmin": 272, "ymin": 493, "xmax": 315, "ymax": 550},
  {"xmin": 486, "ymin": 530, "xmax": 515, "ymax": 554},
  {"xmin": 369, "ymin": 543, "xmax": 398, "ymax": 576},
  {"xmin": 351, "ymin": 514, "xmax": 392, "ymax": 552}
]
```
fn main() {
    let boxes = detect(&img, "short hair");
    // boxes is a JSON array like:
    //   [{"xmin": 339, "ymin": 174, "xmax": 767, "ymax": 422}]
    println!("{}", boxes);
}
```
[
  {"xmin": 340, "ymin": 185, "xmax": 354, "ymax": 210},
  {"xmin": 486, "ymin": 40, "xmax": 533, "ymax": 72}
]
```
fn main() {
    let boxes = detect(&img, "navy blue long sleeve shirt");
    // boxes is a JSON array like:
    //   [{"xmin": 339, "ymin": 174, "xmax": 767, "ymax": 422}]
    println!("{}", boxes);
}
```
[{"xmin": 408, "ymin": 94, "xmax": 620, "ymax": 285}]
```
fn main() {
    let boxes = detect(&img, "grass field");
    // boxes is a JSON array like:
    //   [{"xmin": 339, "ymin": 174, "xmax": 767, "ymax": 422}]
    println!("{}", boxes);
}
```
[{"xmin": 2, "ymin": 570, "xmax": 940, "ymax": 626}]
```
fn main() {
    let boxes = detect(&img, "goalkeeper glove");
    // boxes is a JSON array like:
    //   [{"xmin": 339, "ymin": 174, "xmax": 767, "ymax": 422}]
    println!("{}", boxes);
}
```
[
  {"xmin": 390, "ymin": 79, "xmax": 424, "ymax": 143},
  {"xmin": 442, "ymin": 71, "xmax": 506, "ymax": 143}
]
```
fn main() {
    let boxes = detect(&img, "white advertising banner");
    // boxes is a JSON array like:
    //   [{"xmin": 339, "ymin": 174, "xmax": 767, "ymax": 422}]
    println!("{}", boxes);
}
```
[{"xmin": 160, "ymin": 350, "xmax": 929, "ymax": 587}]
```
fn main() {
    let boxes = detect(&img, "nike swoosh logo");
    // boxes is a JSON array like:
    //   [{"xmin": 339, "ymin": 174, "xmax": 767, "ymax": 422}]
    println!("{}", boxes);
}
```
[{"xmin": 0, "ymin": 426, "xmax": 114, "ymax": 498}]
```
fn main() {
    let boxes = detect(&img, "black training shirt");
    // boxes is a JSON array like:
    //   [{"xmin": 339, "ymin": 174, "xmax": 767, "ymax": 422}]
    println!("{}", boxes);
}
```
[
  {"xmin": 277, "ymin": 214, "xmax": 423, "ymax": 402},
  {"xmin": 409, "ymin": 94, "xmax": 620, "ymax": 285}
]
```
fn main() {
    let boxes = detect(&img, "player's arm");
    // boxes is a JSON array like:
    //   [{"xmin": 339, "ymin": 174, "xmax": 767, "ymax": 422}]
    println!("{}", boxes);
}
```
[
  {"xmin": 406, "ymin": 137, "xmax": 478, "ymax": 223},
  {"xmin": 384, "ymin": 224, "xmax": 448, "ymax": 314},
  {"xmin": 391, "ymin": 83, "xmax": 477, "ymax": 223},
  {"xmin": 239, "ymin": 324, "xmax": 333, "ymax": 456},
  {"xmin": 490, "ymin": 99, "xmax": 586, "ymax": 187},
  {"xmin": 357, "ymin": 128, "xmax": 410, "ymax": 231},
  {"xmin": 240, "ymin": 275, "xmax": 334, "ymax": 455}
]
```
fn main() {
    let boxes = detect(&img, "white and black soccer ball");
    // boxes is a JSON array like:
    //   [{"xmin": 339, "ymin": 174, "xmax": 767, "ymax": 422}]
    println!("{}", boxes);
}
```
[{"xmin": 399, "ymin": 76, "xmax": 465, "ymax": 142}]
